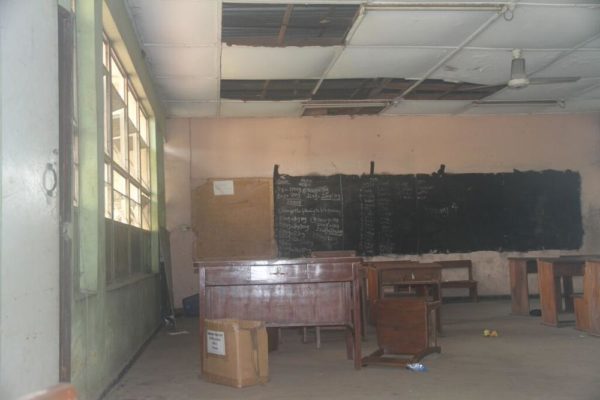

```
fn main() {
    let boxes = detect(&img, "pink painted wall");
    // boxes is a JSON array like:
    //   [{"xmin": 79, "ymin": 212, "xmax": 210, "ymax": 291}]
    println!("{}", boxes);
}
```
[{"xmin": 165, "ymin": 113, "xmax": 600, "ymax": 306}]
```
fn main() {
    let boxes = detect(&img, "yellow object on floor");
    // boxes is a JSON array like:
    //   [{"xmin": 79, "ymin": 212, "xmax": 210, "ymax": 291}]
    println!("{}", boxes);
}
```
[{"xmin": 483, "ymin": 329, "xmax": 499, "ymax": 337}]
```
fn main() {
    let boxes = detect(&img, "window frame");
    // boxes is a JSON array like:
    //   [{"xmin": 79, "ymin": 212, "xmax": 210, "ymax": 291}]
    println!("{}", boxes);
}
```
[{"xmin": 103, "ymin": 34, "xmax": 154, "ymax": 284}]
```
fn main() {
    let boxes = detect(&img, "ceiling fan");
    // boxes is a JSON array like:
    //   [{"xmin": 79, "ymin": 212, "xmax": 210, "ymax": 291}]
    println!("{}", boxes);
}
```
[
  {"xmin": 469, "ymin": 49, "xmax": 581, "ymax": 107},
  {"xmin": 506, "ymin": 49, "xmax": 580, "ymax": 89}
]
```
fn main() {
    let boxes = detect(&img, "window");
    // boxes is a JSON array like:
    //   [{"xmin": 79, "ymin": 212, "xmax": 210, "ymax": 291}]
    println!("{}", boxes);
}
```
[{"xmin": 103, "ymin": 35, "xmax": 153, "ymax": 283}]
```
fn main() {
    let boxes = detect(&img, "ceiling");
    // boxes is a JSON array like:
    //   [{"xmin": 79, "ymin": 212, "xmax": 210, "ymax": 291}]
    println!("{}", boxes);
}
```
[{"xmin": 125, "ymin": 0, "xmax": 600, "ymax": 118}]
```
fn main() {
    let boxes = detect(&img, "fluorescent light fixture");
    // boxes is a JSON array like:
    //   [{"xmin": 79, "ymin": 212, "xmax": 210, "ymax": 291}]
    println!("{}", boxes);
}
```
[
  {"xmin": 302, "ymin": 100, "xmax": 390, "ymax": 109},
  {"xmin": 365, "ymin": 2, "xmax": 506, "ymax": 11},
  {"xmin": 473, "ymin": 99, "xmax": 561, "ymax": 106}
]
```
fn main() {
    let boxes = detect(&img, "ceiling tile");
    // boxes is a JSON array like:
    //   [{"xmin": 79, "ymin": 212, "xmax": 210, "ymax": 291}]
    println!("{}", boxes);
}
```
[
  {"xmin": 144, "ymin": 46, "xmax": 219, "ymax": 78},
  {"xmin": 432, "ymin": 49, "xmax": 562, "ymax": 85},
  {"xmin": 486, "ymin": 79, "xmax": 596, "ymax": 101},
  {"xmin": 166, "ymin": 102, "xmax": 219, "ymax": 118},
  {"xmin": 126, "ymin": 0, "xmax": 218, "ymax": 45},
  {"xmin": 382, "ymin": 100, "xmax": 472, "ymax": 115},
  {"xmin": 535, "ymin": 51, "xmax": 600, "ymax": 79},
  {"xmin": 221, "ymin": 46, "xmax": 341, "ymax": 79},
  {"xmin": 220, "ymin": 101, "xmax": 303, "ymax": 117},
  {"xmin": 328, "ymin": 47, "xmax": 450, "ymax": 79},
  {"xmin": 155, "ymin": 77, "xmax": 219, "ymax": 101},
  {"xmin": 350, "ymin": 10, "xmax": 494, "ymax": 47},
  {"xmin": 470, "ymin": 6, "xmax": 600, "ymax": 49}
]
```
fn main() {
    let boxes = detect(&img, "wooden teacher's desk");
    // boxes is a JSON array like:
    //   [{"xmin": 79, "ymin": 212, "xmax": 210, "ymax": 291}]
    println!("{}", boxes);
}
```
[{"xmin": 195, "ymin": 257, "xmax": 363, "ymax": 370}]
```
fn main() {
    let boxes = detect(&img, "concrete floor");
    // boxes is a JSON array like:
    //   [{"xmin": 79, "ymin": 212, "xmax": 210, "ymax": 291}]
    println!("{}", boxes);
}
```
[{"xmin": 105, "ymin": 300, "xmax": 600, "ymax": 400}]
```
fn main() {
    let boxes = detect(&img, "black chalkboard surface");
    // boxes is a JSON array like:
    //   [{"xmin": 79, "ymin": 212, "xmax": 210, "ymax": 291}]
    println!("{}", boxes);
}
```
[{"xmin": 274, "ymin": 169, "xmax": 582, "ymax": 258}]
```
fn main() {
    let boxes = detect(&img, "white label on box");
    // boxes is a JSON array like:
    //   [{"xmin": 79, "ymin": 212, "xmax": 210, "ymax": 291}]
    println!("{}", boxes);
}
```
[
  {"xmin": 213, "ymin": 180, "xmax": 234, "ymax": 196},
  {"xmin": 206, "ymin": 330, "xmax": 226, "ymax": 356}
]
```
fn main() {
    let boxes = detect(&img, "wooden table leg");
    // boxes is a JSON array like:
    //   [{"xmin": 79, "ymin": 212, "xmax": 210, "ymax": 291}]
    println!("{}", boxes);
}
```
[
  {"xmin": 509, "ymin": 259, "xmax": 530, "ymax": 316},
  {"xmin": 345, "ymin": 328, "xmax": 354, "ymax": 360},
  {"xmin": 538, "ymin": 260, "xmax": 560, "ymax": 326},
  {"xmin": 563, "ymin": 276, "xmax": 574, "ymax": 312},
  {"xmin": 353, "ymin": 268, "xmax": 362, "ymax": 369},
  {"xmin": 198, "ymin": 267, "xmax": 206, "ymax": 373},
  {"xmin": 585, "ymin": 261, "xmax": 600, "ymax": 336},
  {"xmin": 434, "ymin": 283, "xmax": 442, "ymax": 334},
  {"xmin": 360, "ymin": 283, "xmax": 367, "ymax": 340}
]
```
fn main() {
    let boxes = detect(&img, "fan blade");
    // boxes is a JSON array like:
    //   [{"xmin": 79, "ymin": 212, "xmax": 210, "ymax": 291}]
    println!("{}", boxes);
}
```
[
  {"xmin": 473, "ymin": 99, "xmax": 559, "ymax": 106},
  {"xmin": 457, "ymin": 84, "xmax": 506, "ymax": 92},
  {"xmin": 528, "ymin": 77, "xmax": 581, "ymax": 85}
]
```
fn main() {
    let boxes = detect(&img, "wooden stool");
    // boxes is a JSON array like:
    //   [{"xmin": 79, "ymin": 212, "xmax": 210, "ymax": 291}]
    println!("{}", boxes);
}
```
[{"xmin": 362, "ymin": 298, "xmax": 440, "ymax": 367}]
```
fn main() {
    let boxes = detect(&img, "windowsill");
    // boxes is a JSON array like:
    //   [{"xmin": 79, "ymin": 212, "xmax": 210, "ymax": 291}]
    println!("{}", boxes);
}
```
[
  {"xmin": 74, "ymin": 289, "xmax": 98, "ymax": 302},
  {"xmin": 106, "ymin": 272, "xmax": 159, "ymax": 292}
]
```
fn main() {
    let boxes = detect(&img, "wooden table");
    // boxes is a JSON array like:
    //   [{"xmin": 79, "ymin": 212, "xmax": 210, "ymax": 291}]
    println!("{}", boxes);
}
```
[
  {"xmin": 195, "ymin": 257, "xmax": 363, "ymax": 370},
  {"xmin": 537, "ymin": 258, "xmax": 585, "ymax": 326},
  {"xmin": 509, "ymin": 256, "xmax": 586, "ymax": 325},
  {"xmin": 363, "ymin": 261, "xmax": 442, "ymax": 330}
]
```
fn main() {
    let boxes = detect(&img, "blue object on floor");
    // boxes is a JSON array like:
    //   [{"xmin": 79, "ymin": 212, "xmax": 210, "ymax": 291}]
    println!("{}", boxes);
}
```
[
  {"xmin": 406, "ymin": 363, "xmax": 428, "ymax": 372},
  {"xmin": 182, "ymin": 293, "xmax": 200, "ymax": 317}
]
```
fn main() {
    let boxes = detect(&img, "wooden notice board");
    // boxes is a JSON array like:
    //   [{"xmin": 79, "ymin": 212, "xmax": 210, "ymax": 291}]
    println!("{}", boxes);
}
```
[{"xmin": 192, "ymin": 178, "xmax": 276, "ymax": 260}]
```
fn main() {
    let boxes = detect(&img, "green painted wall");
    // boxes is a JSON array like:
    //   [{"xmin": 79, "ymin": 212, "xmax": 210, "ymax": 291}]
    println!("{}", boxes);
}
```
[{"xmin": 70, "ymin": 0, "xmax": 167, "ymax": 399}]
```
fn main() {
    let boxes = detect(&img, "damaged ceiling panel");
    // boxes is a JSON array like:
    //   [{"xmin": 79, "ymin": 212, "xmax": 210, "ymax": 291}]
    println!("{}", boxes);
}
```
[
  {"xmin": 125, "ymin": 0, "xmax": 600, "ymax": 117},
  {"xmin": 222, "ymin": 3, "xmax": 359, "ymax": 46},
  {"xmin": 312, "ymin": 78, "xmax": 406, "ymax": 100},
  {"xmin": 220, "ymin": 100, "xmax": 303, "ymax": 117},
  {"xmin": 221, "ymin": 79, "xmax": 318, "ymax": 100},
  {"xmin": 222, "ymin": 77, "xmax": 505, "ymax": 102}
]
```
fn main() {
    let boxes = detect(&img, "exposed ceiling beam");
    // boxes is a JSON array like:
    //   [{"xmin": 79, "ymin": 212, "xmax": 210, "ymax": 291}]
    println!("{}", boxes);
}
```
[
  {"xmin": 277, "ymin": 5, "xmax": 294, "ymax": 46},
  {"xmin": 259, "ymin": 80, "xmax": 270, "ymax": 100}
]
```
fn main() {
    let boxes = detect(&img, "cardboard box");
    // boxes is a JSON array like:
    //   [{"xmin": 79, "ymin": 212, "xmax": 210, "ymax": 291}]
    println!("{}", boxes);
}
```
[{"xmin": 202, "ymin": 319, "xmax": 269, "ymax": 388}]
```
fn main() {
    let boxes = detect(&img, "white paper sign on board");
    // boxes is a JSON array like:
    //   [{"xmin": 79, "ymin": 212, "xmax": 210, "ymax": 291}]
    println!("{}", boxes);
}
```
[{"xmin": 213, "ymin": 180, "xmax": 235, "ymax": 196}]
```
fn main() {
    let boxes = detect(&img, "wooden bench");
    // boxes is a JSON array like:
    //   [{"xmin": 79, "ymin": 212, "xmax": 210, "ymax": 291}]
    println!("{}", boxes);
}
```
[{"xmin": 436, "ymin": 260, "xmax": 478, "ymax": 302}]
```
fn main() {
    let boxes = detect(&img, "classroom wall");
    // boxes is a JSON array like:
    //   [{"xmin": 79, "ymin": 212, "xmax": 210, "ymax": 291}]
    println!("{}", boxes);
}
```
[
  {"xmin": 68, "ymin": 1, "xmax": 168, "ymax": 399},
  {"xmin": 165, "ymin": 113, "xmax": 600, "ymax": 306}
]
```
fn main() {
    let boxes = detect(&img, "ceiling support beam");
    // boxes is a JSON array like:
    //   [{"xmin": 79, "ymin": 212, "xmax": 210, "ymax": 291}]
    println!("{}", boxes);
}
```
[
  {"xmin": 259, "ymin": 80, "xmax": 270, "ymax": 100},
  {"xmin": 277, "ymin": 5, "xmax": 294, "ymax": 46}
]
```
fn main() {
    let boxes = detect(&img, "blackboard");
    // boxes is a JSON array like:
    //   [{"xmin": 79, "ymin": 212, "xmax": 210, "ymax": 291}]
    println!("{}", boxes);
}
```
[{"xmin": 274, "ymin": 169, "xmax": 583, "ymax": 258}]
